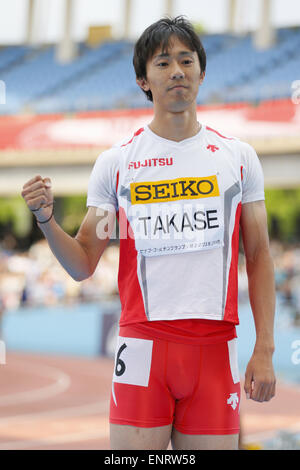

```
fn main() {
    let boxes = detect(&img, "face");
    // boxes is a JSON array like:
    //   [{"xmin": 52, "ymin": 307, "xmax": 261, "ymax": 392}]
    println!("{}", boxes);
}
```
[{"xmin": 137, "ymin": 35, "xmax": 205, "ymax": 113}]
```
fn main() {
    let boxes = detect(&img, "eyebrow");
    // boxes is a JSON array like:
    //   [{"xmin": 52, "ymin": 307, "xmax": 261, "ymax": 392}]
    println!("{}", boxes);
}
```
[{"xmin": 153, "ymin": 51, "xmax": 194, "ymax": 60}]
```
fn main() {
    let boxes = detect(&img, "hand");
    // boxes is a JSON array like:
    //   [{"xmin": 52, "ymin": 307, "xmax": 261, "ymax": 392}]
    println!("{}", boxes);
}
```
[
  {"xmin": 21, "ymin": 175, "xmax": 54, "ymax": 223},
  {"xmin": 244, "ymin": 350, "xmax": 276, "ymax": 402}
]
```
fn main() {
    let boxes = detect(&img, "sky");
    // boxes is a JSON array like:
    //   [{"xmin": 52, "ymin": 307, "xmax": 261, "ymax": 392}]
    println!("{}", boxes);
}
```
[{"xmin": 0, "ymin": 0, "xmax": 300, "ymax": 44}]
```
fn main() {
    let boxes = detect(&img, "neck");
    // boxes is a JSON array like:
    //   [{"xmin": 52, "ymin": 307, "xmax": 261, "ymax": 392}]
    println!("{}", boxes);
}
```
[{"xmin": 149, "ymin": 106, "xmax": 200, "ymax": 142}]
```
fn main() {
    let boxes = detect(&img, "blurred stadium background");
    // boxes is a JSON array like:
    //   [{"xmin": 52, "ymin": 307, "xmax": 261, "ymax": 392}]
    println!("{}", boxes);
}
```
[{"xmin": 0, "ymin": 0, "xmax": 300, "ymax": 450}]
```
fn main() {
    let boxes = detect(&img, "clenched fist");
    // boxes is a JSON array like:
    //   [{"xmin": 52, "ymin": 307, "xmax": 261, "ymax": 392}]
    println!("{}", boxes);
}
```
[{"xmin": 21, "ymin": 175, "xmax": 54, "ymax": 223}]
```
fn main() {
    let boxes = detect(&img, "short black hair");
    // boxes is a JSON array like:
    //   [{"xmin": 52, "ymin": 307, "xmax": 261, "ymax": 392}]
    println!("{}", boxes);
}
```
[{"xmin": 133, "ymin": 16, "xmax": 206, "ymax": 102}]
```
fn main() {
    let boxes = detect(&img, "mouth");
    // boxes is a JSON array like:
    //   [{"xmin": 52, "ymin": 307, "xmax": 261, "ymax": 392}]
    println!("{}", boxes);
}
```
[{"xmin": 168, "ymin": 85, "xmax": 188, "ymax": 91}]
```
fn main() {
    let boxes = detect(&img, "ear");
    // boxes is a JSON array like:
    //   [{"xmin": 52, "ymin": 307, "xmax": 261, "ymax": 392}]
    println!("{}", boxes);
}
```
[
  {"xmin": 136, "ymin": 77, "xmax": 150, "ymax": 92},
  {"xmin": 199, "ymin": 71, "xmax": 205, "ymax": 86}
]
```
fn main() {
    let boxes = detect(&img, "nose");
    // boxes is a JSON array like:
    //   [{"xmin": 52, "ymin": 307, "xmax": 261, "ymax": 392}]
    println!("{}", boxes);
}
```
[
  {"xmin": 170, "ymin": 62, "xmax": 185, "ymax": 80},
  {"xmin": 171, "ymin": 71, "xmax": 184, "ymax": 80}
]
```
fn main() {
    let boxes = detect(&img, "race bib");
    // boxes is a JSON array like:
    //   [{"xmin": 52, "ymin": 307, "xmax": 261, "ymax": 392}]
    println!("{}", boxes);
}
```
[
  {"xmin": 113, "ymin": 336, "xmax": 153, "ymax": 387},
  {"xmin": 127, "ymin": 175, "xmax": 224, "ymax": 257}
]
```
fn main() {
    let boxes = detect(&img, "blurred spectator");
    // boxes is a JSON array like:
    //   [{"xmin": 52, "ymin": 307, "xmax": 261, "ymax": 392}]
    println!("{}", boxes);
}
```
[
  {"xmin": 237, "ymin": 240, "xmax": 300, "ymax": 327},
  {"xmin": 0, "ymin": 239, "xmax": 119, "ymax": 310}
]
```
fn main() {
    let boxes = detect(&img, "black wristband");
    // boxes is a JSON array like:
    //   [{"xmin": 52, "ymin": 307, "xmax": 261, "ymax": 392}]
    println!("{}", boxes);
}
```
[
  {"xmin": 36, "ymin": 210, "xmax": 54, "ymax": 224},
  {"xmin": 30, "ymin": 201, "xmax": 54, "ymax": 224}
]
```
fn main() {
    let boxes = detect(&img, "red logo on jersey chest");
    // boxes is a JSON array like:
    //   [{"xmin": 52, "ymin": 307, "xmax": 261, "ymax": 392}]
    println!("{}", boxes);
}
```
[
  {"xmin": 128, "ymin": 157, "xmax": 173, "ymax": 170},
  {"xmin": 207, "ymin": 144, "xmax": 219, "ymax": 153}
]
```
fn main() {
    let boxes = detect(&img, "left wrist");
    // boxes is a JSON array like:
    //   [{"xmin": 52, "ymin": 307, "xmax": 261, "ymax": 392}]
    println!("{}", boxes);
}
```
[{"xmin": 253, "ymin": 342, "xmax": 275, "ymax": 356}]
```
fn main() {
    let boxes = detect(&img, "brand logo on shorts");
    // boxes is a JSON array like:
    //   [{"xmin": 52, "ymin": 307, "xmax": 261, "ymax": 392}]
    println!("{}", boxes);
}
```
[
  {"xmin": 130, "ymin": 175, "xmax": 220, "ymax": 204},
  {"xmin": 227, "ymin": 392, "xmax": 239, "ymax": 410}
]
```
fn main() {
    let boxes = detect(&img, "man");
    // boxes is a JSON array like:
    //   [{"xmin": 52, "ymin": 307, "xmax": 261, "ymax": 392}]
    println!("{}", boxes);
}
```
[{"xmin": 21, "ymin": 17, "xmax": 276, "ymax": 450}]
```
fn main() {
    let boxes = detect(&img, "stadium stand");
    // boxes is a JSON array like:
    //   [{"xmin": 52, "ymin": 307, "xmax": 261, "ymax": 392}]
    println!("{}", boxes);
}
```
[
  {"xmin": 0, "ymin": 40, "xmax": 132, "ymax": 114},
  {"xmin": 199, "ymin": 27, "xmax": 300, "ymax": 104},
  {"xmin": 0, "ymin": 27, "xmax": 299, "ymax": 114},
  {"xmin": 0, "ymin": 46, "xmax": 31, "ymax": 74}
]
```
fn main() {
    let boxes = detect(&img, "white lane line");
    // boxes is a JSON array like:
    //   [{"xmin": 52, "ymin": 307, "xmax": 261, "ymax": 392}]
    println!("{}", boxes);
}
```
[
  {"xmin": 0, "ymin": 356, "xmax": 111, "ymax": 449},
  {"xmin": 0, "ymin": 359, "xmax": 71, "ymax": 406},
  {"xmin": 0, "ymin": 427, "xmax": 109, "ymax": 450},
  {"xmin": 0, "ymin": 400, "xmax": 109, "ymax": 425},
  {"xmin": 0, "ymin": 401, "xmax": 110, "ymax": 450}
]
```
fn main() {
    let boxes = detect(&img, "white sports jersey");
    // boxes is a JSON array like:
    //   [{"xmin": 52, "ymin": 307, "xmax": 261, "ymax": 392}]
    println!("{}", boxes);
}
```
[{"xmin": 87, "ymin": 124, "xmax": 265, "ymax": 326}]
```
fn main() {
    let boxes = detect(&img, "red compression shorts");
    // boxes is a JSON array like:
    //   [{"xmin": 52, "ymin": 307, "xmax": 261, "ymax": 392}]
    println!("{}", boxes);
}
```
[{"xmin": 109, "ymin": 325, "xmax": 241, "ymax": 435}]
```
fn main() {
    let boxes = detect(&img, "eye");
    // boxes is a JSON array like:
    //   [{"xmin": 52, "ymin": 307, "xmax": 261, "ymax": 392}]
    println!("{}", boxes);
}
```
[
  {"xmin": 157, "ymin": 61, "xmax": 168, "ymax": 67},
  {"xmin": 182, "ymin": 59, "xmax": 193, "ymax": 65}
]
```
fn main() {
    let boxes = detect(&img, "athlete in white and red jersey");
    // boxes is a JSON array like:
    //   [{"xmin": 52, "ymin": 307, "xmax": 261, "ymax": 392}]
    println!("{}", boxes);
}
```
[
  {"xmin": 21, "ymin": 17, "xmax": 276, "ymax": 451},
  {"xmin": 87, "ymin": 123, "xmax": 265, "ymax": 332}
]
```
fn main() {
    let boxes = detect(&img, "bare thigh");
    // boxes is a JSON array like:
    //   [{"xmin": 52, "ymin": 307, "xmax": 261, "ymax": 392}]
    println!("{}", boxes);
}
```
[
  {"xmin": 171, "ymin": 428, "xmax": 239, "ymax": 450},
  {"xmin": 110, "ymin": 423, "xmax": 172, "ymax": 450}
]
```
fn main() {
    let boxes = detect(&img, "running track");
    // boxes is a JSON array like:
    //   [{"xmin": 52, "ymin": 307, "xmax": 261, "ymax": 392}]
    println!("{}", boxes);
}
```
[{"xmin": 0, "ymin": 352, "xmax": 299, "ymax": 450}]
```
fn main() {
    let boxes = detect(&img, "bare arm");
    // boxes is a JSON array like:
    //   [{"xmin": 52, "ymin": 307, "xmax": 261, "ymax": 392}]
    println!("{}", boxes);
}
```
[
  {"xmin": 21, "ymin": 175, "xmax": 114, "ymax": 281},
  {"xmin": 240, "ymin": 200, "xmax": 276, "ymax": 402}
]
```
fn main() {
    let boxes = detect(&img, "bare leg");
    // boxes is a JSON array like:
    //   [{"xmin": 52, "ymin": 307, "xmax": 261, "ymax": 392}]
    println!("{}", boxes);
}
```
[
  {"xmin": 171, "ymin": 428, "xmax": 239, "ymax": 450},
  {"xmin": 110, "ymin": 423, "xmax": 172, "ymax": 450}
]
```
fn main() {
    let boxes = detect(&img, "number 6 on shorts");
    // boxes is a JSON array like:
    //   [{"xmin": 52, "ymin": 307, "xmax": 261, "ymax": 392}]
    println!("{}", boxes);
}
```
[{"xmin": 113, "ymin": 336, "xmax": 153, "ymax": 387}]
